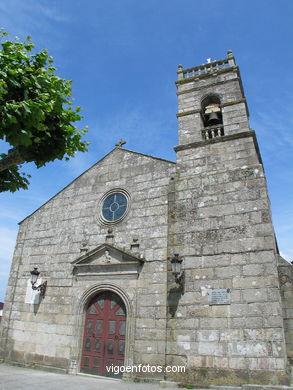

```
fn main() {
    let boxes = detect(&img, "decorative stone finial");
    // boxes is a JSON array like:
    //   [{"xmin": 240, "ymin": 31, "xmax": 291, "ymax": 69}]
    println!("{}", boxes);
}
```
[
  {"xmin": 131, "ymin": 237, "xmax": 140, "ymax": 251},
  {"xmin": 106, "ymin": 227, "xmax": 114, "ymax": 243},
  {"xmin": 177, "ymin": 64, "xmax": 183, "ymax": 80},
  {"xmin": 115, "ymin": 139, "xmax": 126, "ymax": 147},
  {"xmin": 227, "ymin": 50, "xmax": 235, "ymax": 66}
]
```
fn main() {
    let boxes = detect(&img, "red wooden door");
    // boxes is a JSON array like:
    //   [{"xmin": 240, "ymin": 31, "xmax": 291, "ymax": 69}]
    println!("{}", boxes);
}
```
[{"xmin": 80, "ymin": 291, "xmax": 126, "ymax": 377}]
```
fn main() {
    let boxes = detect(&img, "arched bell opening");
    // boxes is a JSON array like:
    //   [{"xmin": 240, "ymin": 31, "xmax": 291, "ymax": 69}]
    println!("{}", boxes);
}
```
[{"xmin": 201, "ymin": 95, "xmax": 224, "ymax": 139}]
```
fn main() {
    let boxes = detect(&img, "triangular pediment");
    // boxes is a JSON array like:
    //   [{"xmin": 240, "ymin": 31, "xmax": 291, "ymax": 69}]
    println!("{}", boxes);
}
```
[
  {"xmin": 20, "ymin": 147, "xmax": 175, "ymax": 225},
  {"xmin": 72, "ymin": 243, "xmax": 144, "ymax": 279}
]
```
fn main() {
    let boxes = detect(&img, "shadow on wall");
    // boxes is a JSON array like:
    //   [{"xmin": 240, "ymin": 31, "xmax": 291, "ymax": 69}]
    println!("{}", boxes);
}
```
[{"xmin": 167, "ymin": 287, "xmax": 184, "ymax": 317}]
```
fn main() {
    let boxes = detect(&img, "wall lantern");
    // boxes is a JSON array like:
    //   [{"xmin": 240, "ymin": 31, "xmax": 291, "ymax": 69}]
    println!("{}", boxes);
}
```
[
  {"xmin": 171, "ymin": 254, "xmax": 185, "ymax": 289},
  {"xmin": 30, "ymin": 267, "xmax": 47, "ymax": 297}
]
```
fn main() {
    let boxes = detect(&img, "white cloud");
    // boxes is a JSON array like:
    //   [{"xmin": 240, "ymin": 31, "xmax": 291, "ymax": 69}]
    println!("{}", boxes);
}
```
[
  {"xmin": 0, "ymin": 0, "xmax": 69, "ymax": 25},
  {"xmin": 0, "ymin": 210, "xmax": 22, "ymax": 222},
  {"xmin": 60, "ymin": 151, "xmax": 97, "ymax": 178},
  {"xmin": 0, "ymin": 227, "xmax": 17, "ymax": 261},
  {"xmin": 278, "ymin": 223, "xmax": 293, "ymax": 233},
  {"xmin": 0, "ymin": 227, "xmax": 17, "ymax": 301},
  {"xmin": 280, "ymin": 251, "xmax": 293, "ymax": 264},
  {"xmin": 251, "ymin": 100, "xmax": 293, "ymax": 155}
]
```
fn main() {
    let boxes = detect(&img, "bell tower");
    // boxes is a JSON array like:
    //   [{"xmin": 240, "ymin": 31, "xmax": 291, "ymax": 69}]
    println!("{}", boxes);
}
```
[
  {"xmin": 166, "ymin": 52, "xmax": 290, "ymax": 385},
  {"xmin": 176, "ymin": 51, "xmax": 250, "ymax": 146}
]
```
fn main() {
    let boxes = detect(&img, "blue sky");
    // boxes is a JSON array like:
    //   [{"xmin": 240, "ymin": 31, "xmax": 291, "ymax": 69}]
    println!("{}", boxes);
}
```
[{"xmin": 0, "ymin": 0, "xmax": 292, "ymax": 301}]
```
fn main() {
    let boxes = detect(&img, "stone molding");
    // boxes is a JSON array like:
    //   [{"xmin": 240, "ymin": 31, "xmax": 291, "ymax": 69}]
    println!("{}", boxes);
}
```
[
  {"xmin": 72, "ymin": 282, "xmax": 135, "ymax": 377},
  {"xmin": 71, "ymin": 243, "xmax": 144, "ymax": 279},
  {"xmin": 176, "ymin": 98, "xmax": 247, "ymax": 118},
  {"xmin": 176, "ymin": 74, "xmax": 240, "ymax": 96},
  {"xmin": 176, "ymin": 65, "xmax": 238, "ymax": 86},
  {"xmin": 174, "ymin": 130, "xmax": 260, "ymax": 159}
]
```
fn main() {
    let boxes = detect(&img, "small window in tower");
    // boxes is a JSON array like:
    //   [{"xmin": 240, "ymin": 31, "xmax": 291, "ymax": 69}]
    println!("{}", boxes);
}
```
[
  {"xmin": 203, "ymin": 103, "xmax": 222, "ymax": 127},
  {"xmin": 201, "ymin": 95, "xmax": 224, "ymax": 140}
]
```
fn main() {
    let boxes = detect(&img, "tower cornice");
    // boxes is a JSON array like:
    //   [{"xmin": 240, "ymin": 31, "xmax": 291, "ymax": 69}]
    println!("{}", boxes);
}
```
[
  {"xmin": 176, "ymin": 50, "xmax": 236, "ymax": 85},
  {"xmin": 174, "ymin": 129, "xmax": 262, "ymax": 165}
]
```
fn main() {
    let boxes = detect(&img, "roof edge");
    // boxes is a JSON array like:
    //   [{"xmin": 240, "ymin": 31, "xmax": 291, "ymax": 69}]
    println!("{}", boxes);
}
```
[
  {"xmin": 119, "ymin": 147, "xmax": 176, "ymax": 165},
  {"xmin": 19, "ymin": 147, "xmax": 175, "ymax": 224}
]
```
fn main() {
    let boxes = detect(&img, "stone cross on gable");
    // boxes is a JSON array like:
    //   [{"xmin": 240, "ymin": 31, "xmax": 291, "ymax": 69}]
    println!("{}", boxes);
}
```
[{"xmin": 115, "ymin": 139, "xmax": 126, "ymax": 147}]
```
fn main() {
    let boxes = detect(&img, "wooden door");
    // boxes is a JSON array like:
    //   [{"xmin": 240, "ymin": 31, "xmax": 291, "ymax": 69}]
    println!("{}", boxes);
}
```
[{"xmin": 80, "ymin": 291, "xmax": 126, "ymax": 377}]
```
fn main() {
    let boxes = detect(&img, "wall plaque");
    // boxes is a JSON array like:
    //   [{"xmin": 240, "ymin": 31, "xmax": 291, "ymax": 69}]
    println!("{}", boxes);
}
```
[
  {"xmin": 25, "ymin": 279, "xmax": 41, "ymax": 304},
  {"xmin": 208, "ymin": 288, "xmax": 231, "ymax": 305}
]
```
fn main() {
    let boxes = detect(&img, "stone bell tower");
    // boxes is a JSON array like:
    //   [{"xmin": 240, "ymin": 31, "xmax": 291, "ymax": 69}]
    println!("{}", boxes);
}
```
[
  {"xmin": 176, "ymin": 50, "xmax": 250, "ymax": 146},
  {"xmin": 166, "ymin": 51, "xmax": 291, "ymax": 385}
]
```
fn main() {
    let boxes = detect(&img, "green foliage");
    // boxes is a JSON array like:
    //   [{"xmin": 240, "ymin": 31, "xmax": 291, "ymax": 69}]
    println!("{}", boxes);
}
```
[
  {"xmin": 0, "ymin": 29, "xmax": 89, "ymax": 192},
  {"xmin": 0, "ymin": 155, "xmax": 31, "ymax": 192}
]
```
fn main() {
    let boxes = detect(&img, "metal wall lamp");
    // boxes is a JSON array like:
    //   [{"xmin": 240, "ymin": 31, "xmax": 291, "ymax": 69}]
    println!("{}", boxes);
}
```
[
  {"xmin": 30, "ymin": 267, "xmax": 47, "ymax": 297},
  {"xmin": 171, "ymin": 254, "xmax": 185, "ymax": 289}
]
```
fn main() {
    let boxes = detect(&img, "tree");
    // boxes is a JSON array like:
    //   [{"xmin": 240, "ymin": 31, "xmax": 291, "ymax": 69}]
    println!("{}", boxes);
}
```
[{"xmin": 0, "ymin": 30, "xmax": 88, "ymax": 192}]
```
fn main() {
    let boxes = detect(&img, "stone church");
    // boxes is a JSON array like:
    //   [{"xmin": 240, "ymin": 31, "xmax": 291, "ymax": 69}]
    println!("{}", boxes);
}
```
[{"xmin": 1, "ymin": 51, "xmax": 292, "ymax": 386}]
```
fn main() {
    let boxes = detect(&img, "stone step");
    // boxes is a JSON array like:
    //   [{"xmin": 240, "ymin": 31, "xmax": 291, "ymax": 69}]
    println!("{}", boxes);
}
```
[
  {"xmin": 211, "ymin": 386, "xmax": 242, "ymax": 390},
  {"xmin": 243, "ymin": 386, "xmax": 293, "ymax": 390},
  {"xmin": 210, "ymin": 386, "xmax": 293, "ymax": 390}
]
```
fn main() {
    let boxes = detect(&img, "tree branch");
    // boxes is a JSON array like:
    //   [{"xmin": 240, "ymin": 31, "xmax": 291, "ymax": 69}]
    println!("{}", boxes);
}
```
[{"xmin": 0, "ymin": 148, "xmax": 25, "ymax": 172}]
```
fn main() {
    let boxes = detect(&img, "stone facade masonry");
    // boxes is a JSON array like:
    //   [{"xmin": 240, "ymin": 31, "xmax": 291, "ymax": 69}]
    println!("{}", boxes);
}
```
[
  {"xmin": 1, "ymin": 149, "xmax": 176, "ymax": 374},
  {"xmin": 278, "ymin": 257, "xmax": 293, "ymax": 366},
  {"xmin": 1, "ymin": 51, "xmax": 292, "ymax": 386}
]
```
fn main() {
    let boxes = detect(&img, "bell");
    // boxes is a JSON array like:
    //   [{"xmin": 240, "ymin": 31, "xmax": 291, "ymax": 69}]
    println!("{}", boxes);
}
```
[{"xmin": 207, "ymin": 112, "xmax": 221, "ymax": 125}]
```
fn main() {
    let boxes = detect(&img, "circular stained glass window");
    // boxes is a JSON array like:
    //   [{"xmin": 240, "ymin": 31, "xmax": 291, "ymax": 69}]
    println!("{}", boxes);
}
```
[{"xmin": 101, "ymin": 192, "xmax": 128, "ymax": 223}]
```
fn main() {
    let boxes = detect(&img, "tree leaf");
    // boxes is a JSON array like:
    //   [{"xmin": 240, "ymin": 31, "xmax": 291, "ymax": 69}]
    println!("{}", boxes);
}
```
[{"xmin": 0, "ymin": 29, "xmax": 89, "ymax": 191}]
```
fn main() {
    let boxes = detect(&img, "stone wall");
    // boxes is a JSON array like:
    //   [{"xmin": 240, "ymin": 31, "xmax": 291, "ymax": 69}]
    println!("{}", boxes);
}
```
[
  {"xmin": 176, "ymin": 67, "xmax": 249, "ymax": 146},
  {"xmin": 278, "ymin": 257, "xmax": 293, "ymax": 366},
  {"xmin": 166, "ymin": 133, "xmax": 289, "ymax": 385},
  {"xmin": 0, "ymin": 148, "xmax": 175, "ymax": 376},
  {"xmin": 165, "ymin": 56, "xmax": 291, "ymax": 385}
]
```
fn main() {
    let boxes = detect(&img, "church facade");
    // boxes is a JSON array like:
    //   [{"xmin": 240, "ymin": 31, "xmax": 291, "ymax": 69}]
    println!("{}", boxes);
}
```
[{"xmin": 1, "ymin": 51, "xmax": 292, "ymax": 386}]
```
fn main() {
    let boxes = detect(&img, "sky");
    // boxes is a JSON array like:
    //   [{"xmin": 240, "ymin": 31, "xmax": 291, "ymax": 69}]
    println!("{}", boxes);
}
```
[{"xmin": 0, "ymin": 0, "xmax": 292, "ymax": 301}]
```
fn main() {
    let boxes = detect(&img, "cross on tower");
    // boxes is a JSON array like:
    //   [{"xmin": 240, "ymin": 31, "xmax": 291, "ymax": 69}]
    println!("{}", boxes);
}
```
[{"xmin": 115, "ymin": 139, "xmax": 126, "ymax": 147}]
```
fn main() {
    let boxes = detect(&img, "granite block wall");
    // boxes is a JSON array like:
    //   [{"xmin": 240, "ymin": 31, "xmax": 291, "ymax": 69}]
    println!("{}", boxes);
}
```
[
  {"xmin": 0, "ymin": 148, "xmax": 175, "ymax": 376},
  {"xmin": 166, "ymin": 136, "xmax": 288, "ymax": 384}
]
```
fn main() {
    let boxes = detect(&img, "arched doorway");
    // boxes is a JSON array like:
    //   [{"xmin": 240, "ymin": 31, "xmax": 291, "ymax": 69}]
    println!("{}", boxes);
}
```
[{"xmin": 80, "ymin": 291, "xmax": 126, "ymax": 377}]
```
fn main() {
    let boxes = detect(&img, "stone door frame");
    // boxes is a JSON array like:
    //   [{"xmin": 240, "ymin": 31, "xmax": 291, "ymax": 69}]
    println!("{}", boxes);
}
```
[{"xmin": 73, "ymin": 283, "xmax": 134, "ymax": 378}]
